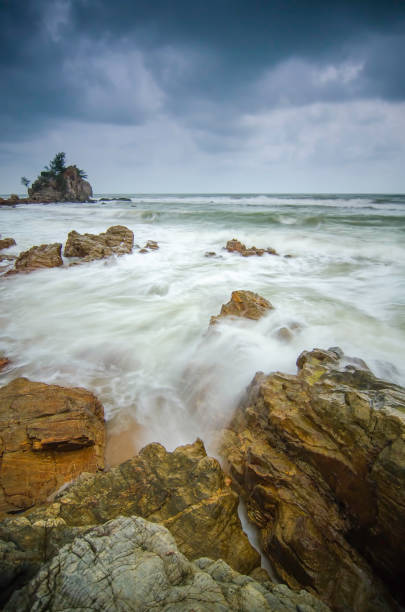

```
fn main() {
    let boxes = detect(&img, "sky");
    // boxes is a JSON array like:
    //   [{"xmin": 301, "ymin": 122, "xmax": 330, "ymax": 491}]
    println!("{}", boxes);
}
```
[{"xmin": 1, "ymin": 0, "xmax": 405, "ymax": 193}]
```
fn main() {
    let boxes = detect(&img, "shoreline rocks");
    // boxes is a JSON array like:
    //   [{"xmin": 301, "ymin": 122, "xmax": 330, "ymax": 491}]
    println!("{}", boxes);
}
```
[
  {"xmin": 219, "ymin": 347, "xmax": 405, "ymax": 611},
  {"xmin": 210, "ymin": 290, "xmax": 274, "ymax": 325},
  {"xmin": 8, "ymin": 243, "xmax": 63, "ymax": 274},
  {"xmin": 0, "ymin": 377, "xmax": 105, "ymax": 514},
  {"xmin": 64, "ymin": 225, "xmax": 134, "ymax": 262},
  {"xmin": 226, "ymin": 238, "xmax": 278, "ymax": 257}
]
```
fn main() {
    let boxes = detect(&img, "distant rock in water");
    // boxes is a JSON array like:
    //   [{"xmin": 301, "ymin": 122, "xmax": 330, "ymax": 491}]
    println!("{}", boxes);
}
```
[
  {"xmin": 64, "ymin": 225, "xmax": 134, "ymax": 262},
  {"xmin": 0, "ymin": 377, "xmax": 105, "ymax": 514},
  {"xmin": 220, "ymin": 347, "xmax": 405, "ymax": 611},
  {"xmin": 210, "ymin": 290, "xmax": 274, "ymax": 325},
  {"xmin": 0, "ymin": 238, "xmax": 16, "ymax": 250},
  {"xmin": 29, "ymin": 165, "xmax": 92, "ymax": 202},
  {"xmin": 226, "ymin": 238, "xmax": 278, "ymax": 257}
]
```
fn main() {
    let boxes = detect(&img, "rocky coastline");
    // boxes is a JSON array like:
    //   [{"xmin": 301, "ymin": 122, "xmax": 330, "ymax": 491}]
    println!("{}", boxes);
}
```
[{"xmin": 0, "ymin": 227, "xmax": 404, "ymax": 610}]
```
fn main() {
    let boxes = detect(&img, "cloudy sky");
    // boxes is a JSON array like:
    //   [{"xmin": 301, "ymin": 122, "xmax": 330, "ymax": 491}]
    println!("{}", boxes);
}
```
[{"xmin": 1, "ymin": 0, "xmax": 405, "ymax": 193}]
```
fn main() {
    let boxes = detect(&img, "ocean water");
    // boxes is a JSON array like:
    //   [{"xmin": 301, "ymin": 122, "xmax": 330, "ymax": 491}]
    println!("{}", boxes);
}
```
[{"xmin": 1, "ymin": 193, "xmax": 404, "ymax": 462}]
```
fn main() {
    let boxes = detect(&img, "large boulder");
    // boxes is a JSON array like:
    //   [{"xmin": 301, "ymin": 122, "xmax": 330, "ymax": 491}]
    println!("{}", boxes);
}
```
[
  {"xmin": 0, "ymin": 439, "xmax": 259, "ymax": 603},
  {"xmin": 64, "ymin": 225, "xmax": 134, "ymax": 261},
  {"xmin": 219, "ymin": 348, "xmax": 405, "ymax": 611},
  {"xmin": 29, "ymin": 166, "xmax": 92, "ymax": 203},
  {"xmin": 10, "ymin": 243, "xmax": 63, "ymax": 273},
  {"xmin": 4, "ymin": 515, "xmax": 330, "ymax": 612},
  {"xmin": 210, "ymin": 290, "xmax": 274, "ymax": 325},
  {"xmin": 0, "ymin": 377, "xmax": 105, "ymax": 514}
]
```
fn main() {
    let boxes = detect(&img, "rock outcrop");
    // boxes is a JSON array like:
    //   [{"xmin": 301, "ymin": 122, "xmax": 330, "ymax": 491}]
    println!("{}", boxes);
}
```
[
  {"xmin": 210, "ymin": 290, "xmax": 274, "ymax": 325},
  {"xmin": 4, "ymin": 515, "xmax": 330, "ymax": 612},
  {"xmin": 8, "ymin": 243, "xmax": 63, "ymax": 274},
  {"xmin": 220, "ymin": 347, "xmax": 405, "ymax": 611},
  {"xmin": 0, "ymin": 377, "xmax": 105, "ymax": 514},
  {"xmin": 64, "ymin": 225, "xmax": 134, "ymax": 261},
  {"xmin": 0, "ymin": 439, "xmax": 259, "ymax": 603},
  {"xmin": 29, "ymin": 166, "xmax": 92, "ymax": 203},
  {"xmin": 226, "ymin": 238, "xmax": 278, "ymax": 257},
  {"xmin": 0, "ymin": 238, "xmax": 16, "ymax": 250}
]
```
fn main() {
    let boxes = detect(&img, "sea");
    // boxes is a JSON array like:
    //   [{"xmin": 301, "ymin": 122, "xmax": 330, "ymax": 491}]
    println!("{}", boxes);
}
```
[{"xmin": 1, "ymin": 193, "xmax": 404, "ymax": 464}]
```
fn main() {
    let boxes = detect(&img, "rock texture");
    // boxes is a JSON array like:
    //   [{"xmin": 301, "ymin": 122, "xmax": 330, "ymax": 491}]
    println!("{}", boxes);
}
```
[
  {"xmin": 210, "ymin": 290, "xmax": 274, "ymax": 325},
  {"xmin": 226, "ymin": 238, "xmax": 278, "ymax": 257},
  {"xmin": 8, "ymin": 243, "xmax": 63, "ymax": 274},
  {"xmin": 29, "ymin": 166, "xmax": 92, "ymax": 203},
  {"xmin": 0, "ymin": 439, "xmax": 259, "ymax": 603},
  {"xmin": 0, "ymin": 377, "xmax": 105, "ymax": 514},
  {"xmin": 5, "ymin": 515, "xmax": 330, "ymax": 612},
  {"xmin": 64, "ymin": 225, "xmax": 134, "ymax": 261},
  {"xmin": 220, "ymin": 347, "xmax": 405, "ymax": 611},
  {"xmin": 0, "ymin": 238, "xmax": 16, "ymax": 250}
]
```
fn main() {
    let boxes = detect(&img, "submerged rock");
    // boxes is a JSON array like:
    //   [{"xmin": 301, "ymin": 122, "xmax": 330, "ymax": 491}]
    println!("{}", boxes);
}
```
[
  {"xmin": 0, "ymin": 439, "xmax": 259, "ymax": 603},
  {"xmin": 210, "ymin": 290, "xmax": 274, "ymax": 325},
  {"xmin": 226, "ymin": 238, "xmax": 278, "ymax": 257},
  {"xmin": 9, "ymin": 243, "xmax": 63, "ymax": 274},
  {"xmin": 220, "ymin": 347, "xmax": 405, "ymax": 611},
  {"xmin": 64, "ymin": 225, "xmax": 134, "ymax": 261},
  {"xmin": 0, "ymin": 377, "xmax": 105, "ymax": 514},
  {"xmin": 4, "ymin": 515, "xmax": 330, "ymax": 612}
]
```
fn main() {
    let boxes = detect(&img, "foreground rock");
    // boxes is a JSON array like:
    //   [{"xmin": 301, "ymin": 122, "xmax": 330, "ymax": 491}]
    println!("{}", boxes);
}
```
[
  {"xmin": 226, "ymin": 238, "xmax": 278, "ymax": 256},
  {"xmin": 5, "ymin": 515, "xmax": 330, "ymax": 612},
  {"xmin": 220, "ymin": 347, "xmax": 405, "ymax": 611},
  {"xmin": 210, "ymin": 290, "xmax": 274, "ymax": 325},
  {"xmin": 29, "ymin": 165, "xmax": 92, "ymax": 203},
  {"xmin": 8, "ymin": 243, "xmax": 63, "ymax": 274},
  {"xmin": 64, "ymin": 225, "xmax": 134, "ymax": 261},
  {"xmin": 0, "ymin": 378, "xmax": 105, "ymax": 513},
  {"xmin": 0, "ymin": 439, "xmax": 259, "ymax": 602}
]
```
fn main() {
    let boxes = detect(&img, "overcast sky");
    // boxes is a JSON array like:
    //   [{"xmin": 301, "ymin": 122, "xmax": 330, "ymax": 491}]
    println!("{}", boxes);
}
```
[{"xmin": 1, "ymin": 0, "xmax": 405, "ymax": 193}]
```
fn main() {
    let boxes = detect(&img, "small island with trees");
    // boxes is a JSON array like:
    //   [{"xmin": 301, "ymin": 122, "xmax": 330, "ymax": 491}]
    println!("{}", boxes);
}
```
[{"xmin": 0, "ymin": 153, "xmax": 93, "ymax": 205}]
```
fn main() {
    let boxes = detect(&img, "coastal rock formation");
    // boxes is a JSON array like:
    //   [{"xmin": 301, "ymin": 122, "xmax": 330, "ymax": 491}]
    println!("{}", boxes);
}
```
[
  {"xmin": 0, "ymin": 439, "xmax": 259, "ymax": 603},
  {"xmin": 29, "ymin": 166, "xmax": 92, "ymax": 203},
  {"xmin": 210, "ymin": 290, "xmax": 274, "ymax": 325},
  {"xmin": 9, "ymin": 243, "xmax": 63, "ymax": 274},
  {"xmin": 64, "ymin": 225, "xmax": 134, "ymax": 261},
  {"xmin": 220, "ymin": 347, "xmax": 405, "ymax": 611},
  {"xmin": 5, "ymin": 515, "xmax": 330, "ymax": 612},
  {"xmin": 0, "ymin": 238, "xmax": 16, "ymax": 250},
  {"xmin": 0, "ymin": 357, "xmax": 10, "ymax": 371},
  {"xmin": 139, "ymin": 240, "xmax": 159, "ymax": 253},
  {"xmin": 0, "ymin": 377, "xmax": 105, "ymax": 514},
  {"xmin": 226, "ymin": 238, "xmax": 278, "ymax": 257}
]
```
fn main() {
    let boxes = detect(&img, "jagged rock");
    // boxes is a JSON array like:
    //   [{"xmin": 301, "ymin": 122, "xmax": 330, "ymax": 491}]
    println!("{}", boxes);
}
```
[
  {"xmin": 210, "ymin": 290, "xmax": 274, "ymax": 325},
  {"xmin": 29, "ymin": 166, "xmax": 92, "ymax": 203},
  {"xmin": 219, "ymin": 347, "xmax": 405, "ymax": 611},
  {"xmin": 145, "ymin": 239, "xmax": 159, "ymax": 249},
  {"xmin": 0, "ymin": 357, "xmax": 10, "ymax": 371},
  {"xmin": 64, "ymin": 225, "xmax": 134, "ymax": 261},
  {"xmin": 0, "ymin": 377, "xmax": 105, "ymax": 514},
  {"xmin": 4, "ymin": 515, "xmax": 330, "ymax": 612},
  {"xmin": 226, "ymin": 238, "xmax": 278, "ymax": 257},
  {"xmin": 0, "ymin": 238, "xmax": 16, "ymax": 250},
  {"xmin": 0, "ymin": 439, "xmax": 259, "ymax": 603},
  {"xmin": 9, "ymin": 243, "xmax": 63, "ymax": 274}
]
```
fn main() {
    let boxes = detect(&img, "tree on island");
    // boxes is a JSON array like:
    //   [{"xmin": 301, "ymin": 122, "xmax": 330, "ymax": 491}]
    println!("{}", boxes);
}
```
[
  {"xmin": 20, "ymin": 176, "xmax": 30, "ymax": 190},
  {"xmin": 28, "ymin": 152, "xmax": 92, "ymax": 202}
]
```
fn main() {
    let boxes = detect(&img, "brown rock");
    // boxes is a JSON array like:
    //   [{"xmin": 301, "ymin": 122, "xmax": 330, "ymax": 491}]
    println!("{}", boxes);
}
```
[
  {"xmin": 210, "ymin": 290, "xmax": 274, "ymax": 325},
  {"xmin": 0, "ymin": 238, "xmax": 16, "ymax": 250},
  {"xmin": 10, "ymin": 243, "xmax": 63, "ymax": 274},
  {"xmin": 29, "ymin": 166, "xmax": 92, "ymax": 203},
  {"xmin": 0, "ymin": 439, "xmax": 259, "ymax": 602},
  {"xmin": 0, "ymin": 377, "xmax": 105, "ymax": 514},
  {"xmin": 144, "ymin": 240, "xmax": 159, "ymax": 250},
  {"xmin": 64, "ymin": 225, "xmax": 134, "ymax": 262},
  {"xmin": 220, "ymin": 348, "xmax": 405, "ymax": 611},
  {"xmin": 226, "ymin": 238, "xmax": 278, "ymax": 257},
  {"xmin": 0, "ymin": 357, "xmax": 10, "ymax": 371}
]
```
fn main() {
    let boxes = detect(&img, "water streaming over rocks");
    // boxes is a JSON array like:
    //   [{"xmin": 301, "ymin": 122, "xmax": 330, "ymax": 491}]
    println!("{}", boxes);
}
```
[{"xmin": 1, "ymin": 193, "xmax": 404, "ymax": 458}]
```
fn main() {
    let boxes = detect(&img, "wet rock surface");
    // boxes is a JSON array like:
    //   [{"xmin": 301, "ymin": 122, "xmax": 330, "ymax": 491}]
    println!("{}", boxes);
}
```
[
  {"xmin": 226, "ymin": 238, "xmax": 278, "ymax": 257},
  {"xmin": 9, "ymin": 243, "xmax": 63, "ymax": 274},
  {"xmin": 220, "ymin": 347, "xmax": 405, "ymax": 611},
  {"xmin": 4, "ymin": 515, "xmax": 330, "ymax": 612},
  {"xmin": 0, "ymin": 238, "xmax": 16, "ymax": 250},
  {"xmin": 210, "ymin": 290, "xmax": 274, "ymax": 325},
  {"xmin": 64, "ymin": 224, "xmax": 134, "ymax": 261},
  {"xmin": 0, "ymin": 377, "xmax": 105, "ymax": 514},
  {"xmin": 0, "ymin": 439, "xmax": 259, "ymax": 604}
]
